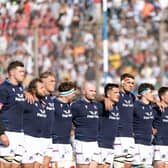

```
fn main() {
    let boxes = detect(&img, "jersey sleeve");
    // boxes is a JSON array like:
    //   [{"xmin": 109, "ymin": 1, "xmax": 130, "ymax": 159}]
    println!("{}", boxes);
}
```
[
  {"xmin": 71, "ymin": 102, "xmax": 79, "ymax": 120},
  {"xmin": 97, "ymin": 101, "xmax": 104, "ymax": 116},
  {"xmin": 0, "ymin": 121, "xmax": 5, "ymax": 135},
  {"xmin": 152, "ymin": 107, "xmax": 161, "ymax": 129},
  {"xmin": 0, "ymin": 86, "xmax": 8, "ymax": 109}
]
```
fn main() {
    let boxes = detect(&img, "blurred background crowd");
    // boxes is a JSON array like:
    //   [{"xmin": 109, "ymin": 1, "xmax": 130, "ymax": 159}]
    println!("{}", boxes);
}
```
[{"xmin": 0, "ymin": 0, "xmax": 168, "ymax": 94}]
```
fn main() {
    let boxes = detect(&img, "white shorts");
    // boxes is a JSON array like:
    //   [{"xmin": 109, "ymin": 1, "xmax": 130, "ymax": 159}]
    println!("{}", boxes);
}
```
[
  {"xmin": 153, "ymin": 145, "xmax": 168, "ymax": 162},
  {"xmin": 74, "ymin": 139, "xmax": 99, "ymax": 164},
  {"xmin": 0, "ymin": 131, "xmax": 25, "ymax": 164},
  {"xmin": 98, "ymin": 147, "xmax": 114, "ymax": 165},
  {"xmin": 22, "ymin": 135, "xmax": 52, "ymax": 164},
  {"xmin": 51, "ymin": 144, "xmax": 73, "ymax": 162},
  {"xmin": 133, "ymin": 144, "xmax": 153, "ymax": 165},
  {"xmin": 114, "ymin": 137, "xmax": 135, "ymax": 163}
]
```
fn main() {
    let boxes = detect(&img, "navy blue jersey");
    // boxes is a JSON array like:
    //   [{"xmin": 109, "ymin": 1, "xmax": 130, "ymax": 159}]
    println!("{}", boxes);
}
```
[
  {"xmin": 133, "ymin": 100, "xmax": 154, "ymax": 145},
  {"xmin": 153, "ymin": 107, "xmax": 168, "ymax": 145},
  {"xmin": 52, "ymin": 98, "xmax": 72, "ymax": 144},
  {"xmin": 42, "ymin": 95, "xmax": 55, "ymax": 138},
  {"xmin": 23, "ymin": 97, "xmax": 53, "ymax": 138},
  {"xmin": 71, "ymin": 99, "xmax": 100, "ymax": 142},
  {"xmin": 0, "ymin": 80, "xmax": 25, "ymax": 132},
  {"xmin": 98, "ymin": 101, "xmax": 120, "ymax": 149},
  {"xmin": 117, "ymin": 92, "xmax": 135, "ymax": 137},
  {"xmin": 0, "ymin": 120, "xmax": 5, "ymax": 135}
]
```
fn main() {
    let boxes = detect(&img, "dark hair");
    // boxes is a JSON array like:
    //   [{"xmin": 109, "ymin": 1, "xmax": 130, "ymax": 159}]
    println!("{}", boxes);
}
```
[
  {"xmin": 58, "ymin": 81, "xmax": 76, "ymax": 92},
  {"xmin": 120, "ymin": 73, "xmax": 134, "ymax": 81},
  {"xmin": 104, "ymin": 83, "xmax": 119, "ymax": 97},
  {"xmin": 39, "ymin": 71, "xmax": 55, "ymax": 79},
  {"xmin": 158, "ymin": 87, "xmax": 168, "ymax": 99},
  {"xmin": 7, "ymin": 61, "xmax": 24, "ymax": 73},
  {"xmin": 27, "ymin": 78, "xmax": 43, "ymax": 94},
  {"xmin": 138, "ymin": 83, "xmax": 155, "ymax": 95}
]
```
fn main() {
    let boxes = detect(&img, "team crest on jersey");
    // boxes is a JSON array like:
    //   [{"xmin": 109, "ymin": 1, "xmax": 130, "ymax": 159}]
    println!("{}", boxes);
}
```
[
  {"xmin": 162, "ymin": 115, "xmax": 168, "ymax": 122},
  {"xmin": 46, "ymin": 103, "xmax": 55, "ymax": 111},
  {"xmin": 89, "ymin": 110, "xmax": 98, "ymax": 115},
  {"xmin": 122, "ymin": 100, "xmax": 133, "ymax": 107},
  {"xmin": 87, "ymin": 110, "xmax": 99, "ymax": 118},
  {"xmin": 63, "ymin": 109, "xmax": 71, "ymax": 114},
  {"xmin": 62, "ymin": 109, "xmax": 72, "ymax": 118},
  {"xmin": 48, "ymin": 103, "xmax": 54, "ymax": 107},
  {"xmin": 17, "ymin": 94, "xmax": 24, "ymax": 98},
  {"xmin": 144, "ymin": 111, "xmax": 153, "ymax": 119},
  {"xmin": 15, "ymin": 93, "xmax": 25, "ymax": 101},
  {"xmin": 109, "ymin": 112, "xmax": 120, "ymax": 120},
  {"xmin": 125, "ymin": 100, "xmax": 131, "ymax": 104},
  {"xmin": 37, "ymin": 109, "xmax": 47, "ymax": 118},
  {"xmin": 111, "ymin": 112, "xmax": 119, "ymax": 116},
  {"xmin": 145, "ymin": 112, "xmax": 152, "ymax": 116},
  {"xmin": 39, "ymin": 109, "xmax": 46, "ymax": 114}
]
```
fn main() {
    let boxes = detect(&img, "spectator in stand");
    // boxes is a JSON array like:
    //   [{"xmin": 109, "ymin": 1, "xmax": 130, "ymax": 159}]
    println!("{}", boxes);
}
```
[{"xmin": 0, "ymin": 0, "xmax": 168, "ymax": 91}]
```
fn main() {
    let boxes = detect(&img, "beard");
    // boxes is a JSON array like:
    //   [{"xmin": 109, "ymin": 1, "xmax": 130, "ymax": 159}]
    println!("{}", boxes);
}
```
[{"xmin": 36, "ymin": 92, "xmax": 45, "ymax": 100}]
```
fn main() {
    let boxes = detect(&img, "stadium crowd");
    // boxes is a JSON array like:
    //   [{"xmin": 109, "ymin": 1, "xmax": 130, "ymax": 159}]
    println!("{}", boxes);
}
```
[{"xmin": 0, "ymin": 0, "xmax": 168, "ymax": 92}]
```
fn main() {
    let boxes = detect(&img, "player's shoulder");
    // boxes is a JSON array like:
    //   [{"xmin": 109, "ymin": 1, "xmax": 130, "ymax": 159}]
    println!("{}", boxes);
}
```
[
  {"xmin": 134, "ymin": 99, "xmax": 142, "ymax": 105},
  {"xmin": 0, "ymin": 80, "xmax": 10, "ymax": 91}
]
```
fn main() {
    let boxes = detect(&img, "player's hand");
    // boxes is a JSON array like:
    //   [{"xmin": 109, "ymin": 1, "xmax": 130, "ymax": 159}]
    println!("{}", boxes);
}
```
[
  {"xmin": 155, "ymin": 101, "xmax": 165, "ymax": 112},
  {"xmin": 152, "ymin": 128, "xmax": 157, "ymax": 135},
  {"xmin": 104, "ymin": 97, "xmax": 112, "ymax": 111},
  {"xmin": 0, "ymin": 134, "xmax": 9, "ymax": 146},
  {"xmin": 24, "ymin": 91, "xmax": 37, "ymax": 104}
]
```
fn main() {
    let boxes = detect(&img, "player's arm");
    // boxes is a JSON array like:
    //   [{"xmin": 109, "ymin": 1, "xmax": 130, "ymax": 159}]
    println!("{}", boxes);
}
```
[
  {"xmin": 96, "ymin": 95, "xmax": 112, "ymax": 111},
  {"xmin": 0, "ymin": 87, "xmax": 9, "ymax": 146},
  {"xmin": 24, "ymin": 91, "xmax": 37, "ymax": 104},
  {"xmin": 152, "ymin": 127, "xmax": 157, "ymax": 135},
  {"xmin": 0, "ymin": 104, "xmax": 9, "ymax": 147},
  {"xmin": 0, "ymin": 105, "xmax": 9, "ymax": 147},
  {"xmin": 0, "ymin": 121, "xmax": 9, "ymax": 146},
  {"xmin": 152, "ymin": 107, "xmax": 161, "ymax": 136},
  {"xmin": 152, "ymin": 99, "xmax": 165, "ymax": 112}
]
